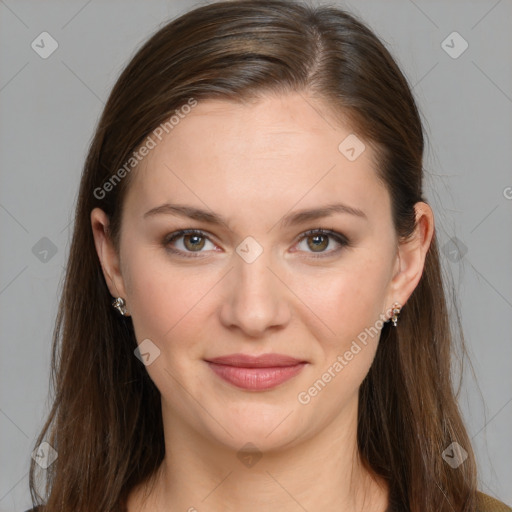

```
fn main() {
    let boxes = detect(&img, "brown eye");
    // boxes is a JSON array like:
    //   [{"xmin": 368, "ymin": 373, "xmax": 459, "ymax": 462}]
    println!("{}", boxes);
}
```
[
  {"xmin": 295, "ymin": 229, "xmax": 350, "ymax": 258},
  {"xmin": 307, "ymin": 234, "xmax": 329, "ymax": 252},
  {"xmin": 183, "ymin": 233, "xmax": 206, "ymax": 251},
  {"xmin": 164, "ymin": 229, "xmax": 216, "ymax": 257}
]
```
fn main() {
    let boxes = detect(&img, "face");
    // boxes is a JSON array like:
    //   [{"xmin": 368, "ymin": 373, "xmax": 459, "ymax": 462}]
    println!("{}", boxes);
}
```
[{"xmin": 93, "ymin": 92, "xmax": 426, "ymax": 453}]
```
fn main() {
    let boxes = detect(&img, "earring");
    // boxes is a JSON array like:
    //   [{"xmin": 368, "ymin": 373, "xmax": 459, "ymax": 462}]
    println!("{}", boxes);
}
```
[
  {"xmin": 112, "ymin": 297, "xmax": 128, "ymax": 316},
  {"xmin": 390, "ymin": 302, "xmax": 402, "ymax": 327}
]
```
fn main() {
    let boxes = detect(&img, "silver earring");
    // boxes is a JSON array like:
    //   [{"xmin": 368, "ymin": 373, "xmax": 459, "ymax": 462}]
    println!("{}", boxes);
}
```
[
  {"xmin": 390, "ymin": 302, "xmax": 402, "ymax": 327},
  {"xmin": 112, "ymin": 297, "xmax": 128, "ymax": 316}
]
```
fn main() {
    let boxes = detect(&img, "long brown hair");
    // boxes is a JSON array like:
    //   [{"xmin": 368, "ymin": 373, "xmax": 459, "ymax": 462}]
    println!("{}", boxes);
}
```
[{"xmin": 29, "ymin": 1, "xmax": 479, "ymax": 510}]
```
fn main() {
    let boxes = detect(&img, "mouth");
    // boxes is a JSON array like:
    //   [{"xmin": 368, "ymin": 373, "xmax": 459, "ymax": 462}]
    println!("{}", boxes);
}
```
[{"xmin": 204, "ymin": 353, "xmax": 308, "ymax": 391}]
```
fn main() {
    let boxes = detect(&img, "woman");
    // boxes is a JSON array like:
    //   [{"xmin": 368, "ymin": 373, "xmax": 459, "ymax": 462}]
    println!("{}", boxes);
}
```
[{"xmin": 27, "ymin": 1, "xmax": 511, "ymax": 511}]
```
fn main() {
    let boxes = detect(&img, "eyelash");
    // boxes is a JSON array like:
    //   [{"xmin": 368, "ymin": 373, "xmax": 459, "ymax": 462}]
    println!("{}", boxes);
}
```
[{"xmin": 163, "ymin": 228, "xmax": 351, "ymax": 259}]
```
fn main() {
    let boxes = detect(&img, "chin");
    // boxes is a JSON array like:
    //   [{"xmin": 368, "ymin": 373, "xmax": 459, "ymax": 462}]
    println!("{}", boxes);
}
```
[{"xmin": 201, "ymin": 402, "xmax": 306, "ymax": 453}]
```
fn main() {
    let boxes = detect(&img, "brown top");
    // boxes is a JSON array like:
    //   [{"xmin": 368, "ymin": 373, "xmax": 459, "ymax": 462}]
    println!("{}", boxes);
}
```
[
  {"xmin": 25, "ymin": 491, "xmax": 512, "ymax": 512},
  {"xmin": 383, "ymin": 491, "xmax": 512, "ymax": 512},
  {"xmin": 476, "ymin": 492, "xmax": 512, "ymax": 512}
]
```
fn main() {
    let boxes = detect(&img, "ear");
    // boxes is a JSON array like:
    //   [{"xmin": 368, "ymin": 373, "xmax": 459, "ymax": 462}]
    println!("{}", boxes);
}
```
[
  {"xmin": 90, "ymin": 208, "xmax": 129, "ymax": 311},
  {"xmin": 385, "ymin": 202, "xmax": 435, "ymax": 314}
]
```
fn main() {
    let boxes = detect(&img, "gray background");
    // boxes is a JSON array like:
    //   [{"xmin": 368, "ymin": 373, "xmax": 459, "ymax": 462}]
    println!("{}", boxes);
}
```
[{"xmin": 1, "ymin": 0, "xmax": 511, "ymax": 510}]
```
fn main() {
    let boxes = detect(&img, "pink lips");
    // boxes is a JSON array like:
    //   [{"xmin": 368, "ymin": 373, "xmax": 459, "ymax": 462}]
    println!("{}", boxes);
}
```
[{"xmin": 205, "ymin": 353, "xmax": 307, "ymax": 391}]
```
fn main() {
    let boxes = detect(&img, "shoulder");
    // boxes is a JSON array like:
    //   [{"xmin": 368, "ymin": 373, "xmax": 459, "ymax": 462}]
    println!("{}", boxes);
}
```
[{"xmin": 477, "ymin": 491, "xmax": 512, "ymax": 512}]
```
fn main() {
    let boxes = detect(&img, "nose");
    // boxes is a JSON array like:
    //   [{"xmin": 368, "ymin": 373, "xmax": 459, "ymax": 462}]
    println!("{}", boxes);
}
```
[{"xmin": 219, "ymin": 250, "xmax": 292, "ymax": 338}]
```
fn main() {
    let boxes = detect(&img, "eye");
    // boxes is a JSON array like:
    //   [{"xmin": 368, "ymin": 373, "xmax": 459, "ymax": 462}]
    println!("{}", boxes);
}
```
[
  {"xmin": 293, "ymin": 228, "xmax": 350, "ymax": 258},
  {"xmin": 163, "ymin": 229, "xmax": 217, "ymax": 258}
]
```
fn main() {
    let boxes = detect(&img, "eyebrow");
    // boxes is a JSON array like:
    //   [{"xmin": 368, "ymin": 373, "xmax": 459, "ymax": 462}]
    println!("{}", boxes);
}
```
[{"xmin": 143, "ymin": 202, "xmax": 367, "ymax": 229}]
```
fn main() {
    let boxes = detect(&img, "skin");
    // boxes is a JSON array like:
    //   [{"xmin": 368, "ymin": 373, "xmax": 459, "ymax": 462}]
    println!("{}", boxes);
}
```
[{"xmin": 91, "ymin": 92, "xmax": 434, "ymax": 512}]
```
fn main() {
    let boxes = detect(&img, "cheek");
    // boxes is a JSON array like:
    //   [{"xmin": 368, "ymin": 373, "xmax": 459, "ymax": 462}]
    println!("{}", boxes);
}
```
[
  {"xmin": 122, "ymin": 245, "xmax": 222, "ymax": 346},
  {"xmin": 293, "ymin": 260, "xmax": 389, "ymax": 413},
  {"xmin": 292, "ymin": 254, "xmax": 390, "ymax": 343},
  {"xmin": 121, "ymin": 243, "xmax": 182, "ymax": 336}
]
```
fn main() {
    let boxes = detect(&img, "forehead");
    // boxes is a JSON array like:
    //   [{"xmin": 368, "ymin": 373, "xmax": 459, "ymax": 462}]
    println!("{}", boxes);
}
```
[{"xmin": 125, "ymin": 93, "xmax": 389, "ymax": 225}]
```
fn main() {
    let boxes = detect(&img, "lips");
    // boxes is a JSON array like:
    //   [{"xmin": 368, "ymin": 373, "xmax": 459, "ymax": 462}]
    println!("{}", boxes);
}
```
[{"xmin": 205, "ymin": 353, "xmax": 307, "ymax": 391}]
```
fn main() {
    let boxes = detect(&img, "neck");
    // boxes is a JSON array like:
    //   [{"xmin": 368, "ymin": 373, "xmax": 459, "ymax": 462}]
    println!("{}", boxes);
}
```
[{"xmin": 128, "ymin": 396, "xmax": 389, "ymax": 512}]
